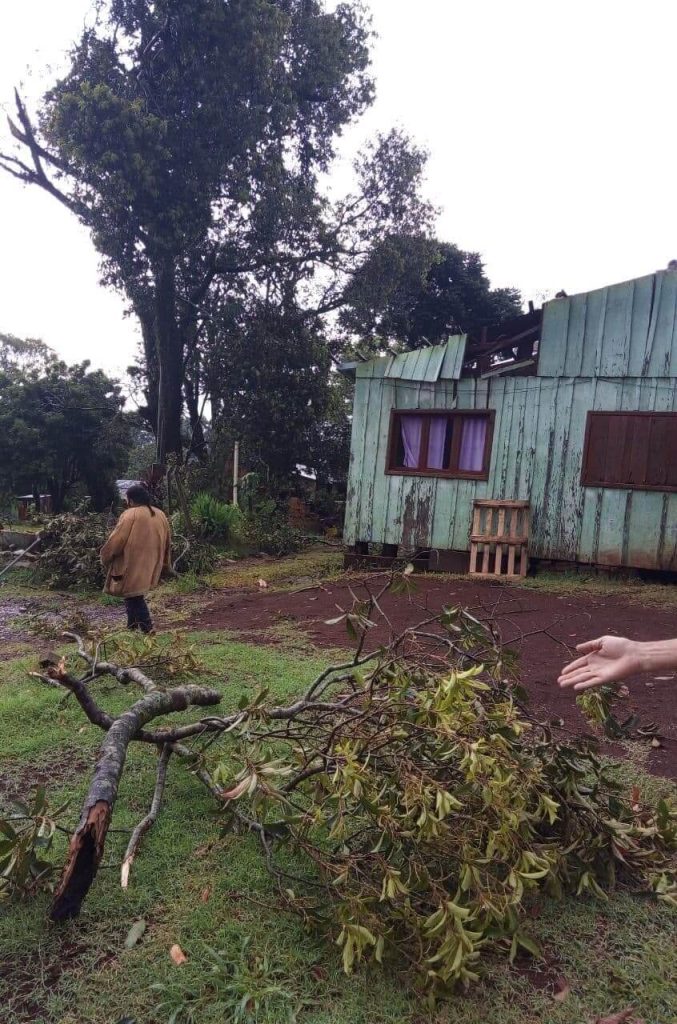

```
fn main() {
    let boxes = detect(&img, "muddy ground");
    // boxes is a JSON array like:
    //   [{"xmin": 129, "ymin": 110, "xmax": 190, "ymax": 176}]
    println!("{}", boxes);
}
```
[{"xmin": 188, "ymin": 575, "xmax": 677, "ymax": 778}]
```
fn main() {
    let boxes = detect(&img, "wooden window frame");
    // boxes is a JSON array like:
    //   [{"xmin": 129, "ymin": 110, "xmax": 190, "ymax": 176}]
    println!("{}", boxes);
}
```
[
  {"xmin": 581, "ymin": 410, "xmax": 677, "ymax": 493},
  {"xmin": 385, "ymin": 408, "xmax": 495, "ymax": 480}
]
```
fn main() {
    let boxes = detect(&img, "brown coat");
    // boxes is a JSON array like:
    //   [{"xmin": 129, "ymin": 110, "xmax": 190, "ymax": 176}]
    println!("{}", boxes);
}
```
[{"xmin": 100, "ymin": 506, "xmax": 171, "ymax": 598}]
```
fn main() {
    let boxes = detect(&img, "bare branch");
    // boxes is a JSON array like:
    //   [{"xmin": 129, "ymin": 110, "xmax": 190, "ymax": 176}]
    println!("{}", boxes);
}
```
[
  {"xmin": 0, "ymin": 92, "xmax": 85, "ymax": 217},
  {"xmin": 121, "ymin": 743, "xmax": 172, "ymax": 889},
  {"xmin": 65, "ymin": 631, "xmax": 158, "ymax": 693}
]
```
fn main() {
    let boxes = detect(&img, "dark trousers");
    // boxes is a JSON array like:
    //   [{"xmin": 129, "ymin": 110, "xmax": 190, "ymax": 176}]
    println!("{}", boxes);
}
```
[{"xmin": 124, "ymin": 595, "xmax": 153, "ymax": 634}]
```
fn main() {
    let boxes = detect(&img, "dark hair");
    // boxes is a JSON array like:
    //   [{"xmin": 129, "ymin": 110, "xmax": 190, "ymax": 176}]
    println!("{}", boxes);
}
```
[{"xmin": 125, "ymin": 483, "xmax": 155, "ymax": 516}]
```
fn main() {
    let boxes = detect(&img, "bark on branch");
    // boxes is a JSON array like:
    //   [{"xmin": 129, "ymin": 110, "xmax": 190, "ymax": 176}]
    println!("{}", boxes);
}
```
[
  {"xmin": 49, "ymin": 683, "xmax": 221, "ymax": 921},
  {"xmin": 121, "ymin": 743, "xmax": 172, "ymax": 889}
]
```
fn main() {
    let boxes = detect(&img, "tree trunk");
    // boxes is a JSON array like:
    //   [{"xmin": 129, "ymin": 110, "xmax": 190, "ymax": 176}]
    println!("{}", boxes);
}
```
[
  {"xmin": 154, "ymin": 259, "xmax": 184, "ymax": 462},
  {"xmin": 49, "ymin": 477, "xmax": 67, "ymax": 514},
  {"xmin": 184, "ymin": 369, "xmax": 207, "ymax": 460},
  {"xmin": 138, "ymin": 309, "xmax": 159, "ymax": 436}
]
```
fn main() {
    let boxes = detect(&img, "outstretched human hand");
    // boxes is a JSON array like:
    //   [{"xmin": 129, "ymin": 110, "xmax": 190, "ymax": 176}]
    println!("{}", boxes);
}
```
[{"xmin": 558, "ymin": 635, "xmax": 641, "ymax": 692}]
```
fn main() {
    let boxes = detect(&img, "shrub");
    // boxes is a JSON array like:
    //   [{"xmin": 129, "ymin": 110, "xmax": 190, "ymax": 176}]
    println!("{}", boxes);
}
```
[
  {"xmin": 0, "ymin": 788, "xmax": 67, "ymax": 899},
  {"xmin": 243, "ymin": 499, "xmax": 304, "ymax": 557},
  {"xmin": 35, "ymin": 510, "xmax": 109, "ymax": 590},
  {"xmin": 171, "ymin": 534, "xmax": 220, "ymax": 576},
  {"xmin": 191, "ymin": 493, "xmax": 242, "ymax": 544}
]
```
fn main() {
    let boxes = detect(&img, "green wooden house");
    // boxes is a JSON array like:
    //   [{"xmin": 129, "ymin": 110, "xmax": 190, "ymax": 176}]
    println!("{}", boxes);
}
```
[{"xmin": 341, "ymin": 269, "xmax": 677, "ymax": 573}]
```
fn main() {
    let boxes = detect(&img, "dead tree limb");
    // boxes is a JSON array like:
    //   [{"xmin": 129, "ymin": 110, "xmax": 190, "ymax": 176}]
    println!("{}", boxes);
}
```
[
  {"xmin": 64, "ymin": 632, "xmax": 158, "ymax": 692},
  {"xmin": 121, "ymin": 743, "xmax": 172, "ymax": 889},
  {"xmin": 49, "ymin": 683, "xmax": 221, "ymax": 921}
]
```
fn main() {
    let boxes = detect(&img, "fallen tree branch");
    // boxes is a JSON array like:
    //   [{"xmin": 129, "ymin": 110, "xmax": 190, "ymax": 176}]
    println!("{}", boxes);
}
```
[
  {"xmin": 30, "ymin": 586, "xmax": 563, "ymax": 921},
  {"xmin": 49, "ymin": 683, "xmax": 221, "ymax": 921},
  {"xmin": 121, "ymin": 743, "xmax": 172, "ymax": 889},
  {"xmin": 64, "ymin": 632, "xmax": 158, "ymax": 693},
  {"xmin": 0, "ymin": 535, "xmax": 42, "ymax": 581}
]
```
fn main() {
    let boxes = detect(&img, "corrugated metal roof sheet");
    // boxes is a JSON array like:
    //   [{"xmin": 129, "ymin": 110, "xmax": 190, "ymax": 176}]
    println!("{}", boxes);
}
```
[
  {"xmin": 439, "ymin": 334, "xmax": 468, "ymax": 379},
  {"xmin": 355, "ymin": 335, "xmax": 467, "ymax": 382},
  {"xmin": 538, "ymin": 270, "xmax": 677, "ymax": 377}
]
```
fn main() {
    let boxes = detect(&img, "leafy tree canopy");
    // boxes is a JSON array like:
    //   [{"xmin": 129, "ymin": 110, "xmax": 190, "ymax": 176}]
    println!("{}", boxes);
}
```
[
  {"xmin": 341, "ymin": 238, "xmax": 523, "ymax": 352},
  {"xmin": 0, "ymin": 332, "xmax": 56, "ymax": 376},
  {"xmin": 0, "ymin": 342, "xmax": 133, "ymax": 511},
  {"xmin": 1, "ymin": 0, "xmax": 431, "ymax": 461},
  {"xmin": 203, "ymin": 299, "xmax": 333, "ymax": 483}
]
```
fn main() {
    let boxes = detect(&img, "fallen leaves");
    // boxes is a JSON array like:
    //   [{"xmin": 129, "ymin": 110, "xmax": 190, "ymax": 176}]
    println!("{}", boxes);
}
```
[
  {"xmin": 200, "ymin": 886, "xmax": 211, "ymax": 903},
  {"xmin": 258, "ymin": 578, "xmax": 269, "ymax": 589},
  {"xmin": 123, "ymin": 919, "xmax": 146, "ymax": 949},
  {"xmin": 169, "ymin": 943, "xmax": 187, "ymax": 966}
]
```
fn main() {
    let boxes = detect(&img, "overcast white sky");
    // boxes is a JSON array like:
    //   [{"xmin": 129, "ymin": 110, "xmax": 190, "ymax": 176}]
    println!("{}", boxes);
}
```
[{"xmin": 1, "ymin": 0, "xmax": 676, "ymax": 380}]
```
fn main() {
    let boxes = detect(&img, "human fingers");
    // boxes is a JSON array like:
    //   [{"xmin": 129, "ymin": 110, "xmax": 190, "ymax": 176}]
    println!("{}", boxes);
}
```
[
  {"xmin": 559, "ymin": 654, "xmax": 591, "ymax": 677},
  {"xmin": 574, "ymin": 638, "xmax": 604, "ymax": 655},
  {"xmin": 558, "ymin": 667, "xmax": 595, "ymax": 688},
  {"xmin": 572, "ymin": 675, "xmax": 604, "ymax": 692}
]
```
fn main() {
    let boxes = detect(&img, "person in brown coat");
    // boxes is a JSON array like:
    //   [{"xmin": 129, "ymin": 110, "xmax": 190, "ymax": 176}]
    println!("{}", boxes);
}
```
[{"xmin": 100, "ymin": 484, "xmax": 171, "ymax": 634}]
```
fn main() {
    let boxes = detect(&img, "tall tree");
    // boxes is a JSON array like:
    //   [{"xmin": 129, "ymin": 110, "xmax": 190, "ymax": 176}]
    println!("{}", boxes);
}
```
[
  {"xmin": 0, "ymin": 333, "xmax": 56, "ymax": 376},
  {"xmin": 0, "ymin": 350, "xmax": 132, "ymax": 511},
  {"xmin": 202, "ymin": 298, "xmax": 332, "ymax": 482},
  {"xmin": 1, "ymin": 0, "xmax": 431, "ymax": 460},
  {"xmin": 341, "ymin": 239, "xmax": 523, "ymax": 351}
]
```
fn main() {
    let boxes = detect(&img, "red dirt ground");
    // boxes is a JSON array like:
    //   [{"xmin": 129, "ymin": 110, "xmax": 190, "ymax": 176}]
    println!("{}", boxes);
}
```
[{"xmin": 188, "ymin": 575, "xmax": 677, "ymax": 779}]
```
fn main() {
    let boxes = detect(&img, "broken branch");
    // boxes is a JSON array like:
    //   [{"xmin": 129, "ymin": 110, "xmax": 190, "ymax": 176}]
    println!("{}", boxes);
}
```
[
  {"xmin": 121, "ymin": 743, "xmax": 172, "ymax": 889},
  {"xmin": 50, "ymin": 683, "xmax": 221, "ymax": 920}
]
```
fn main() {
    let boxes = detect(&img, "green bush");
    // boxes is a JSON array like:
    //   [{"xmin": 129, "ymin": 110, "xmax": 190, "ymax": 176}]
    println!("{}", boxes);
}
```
[
  {"xmin": 243, "ymin": 499, "xmax": 304, "ymax": 557},
  {"xmin": 172, "ymin": 535, "xmax": 220, "ymax": 576},
  {"xmin": 191, "ymin": 493, "xmax": 242, "ymax": 544}
]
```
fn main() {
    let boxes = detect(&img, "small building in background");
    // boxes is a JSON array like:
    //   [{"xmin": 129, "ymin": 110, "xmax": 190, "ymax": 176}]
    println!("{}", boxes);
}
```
[
  {"xmin": 16, "ymin": 494, "xmax": 53, "ymax": 520},
  {"xmin": 341, "ymin": 268, "xmax": 677, "ymax": 574}
]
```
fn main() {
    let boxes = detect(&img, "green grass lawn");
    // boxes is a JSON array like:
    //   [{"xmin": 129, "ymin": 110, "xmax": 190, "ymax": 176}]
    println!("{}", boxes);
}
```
[
  {"xmin": 1, "ymin": 576, "xmax": 676, "ymax": 1023},
  {"xmin": 206, "ymin": 548, "xmax": 345, "ymax": 591}
]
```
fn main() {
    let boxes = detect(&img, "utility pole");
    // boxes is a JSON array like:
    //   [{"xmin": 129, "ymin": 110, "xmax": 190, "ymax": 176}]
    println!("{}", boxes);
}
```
[{"xmin": 232, "ymin": 441, "xmax": 240, "ymax": 506}]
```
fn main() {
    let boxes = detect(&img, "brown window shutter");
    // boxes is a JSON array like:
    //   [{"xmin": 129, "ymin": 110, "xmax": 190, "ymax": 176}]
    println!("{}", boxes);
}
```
[
  {"xmin": 647, "ymin": 416, "xmax": 670, "ymax": 488},
  {"xmin": 583, "ymin": 414, "xmax": 610, "ymax": 485},
  {"xmin": 627, "ymin": 416, "xmax": 651, "ymax": 486},
  {"xmin": 583, "ymin": 411, "xmax": 677, "ymax": 492}
]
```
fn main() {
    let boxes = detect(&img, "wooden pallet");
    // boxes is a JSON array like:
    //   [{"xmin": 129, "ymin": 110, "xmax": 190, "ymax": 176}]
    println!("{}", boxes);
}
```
[{"xmin": 469, "ymin": 499, "xmax": 530, "ymax": 579}]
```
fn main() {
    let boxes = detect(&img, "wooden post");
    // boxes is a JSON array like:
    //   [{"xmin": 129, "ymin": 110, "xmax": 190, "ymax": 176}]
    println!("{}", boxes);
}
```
[
  {"xmin": 507, "ymin": 508, "xmax": 517, "ymax": 576},
  {"xmin": 232, "ymin": 441, "xmax": 240, "ymax": 507},
  {"xmin": 495, "ymin": 507, "xmax": 505, "ymax": 574}
]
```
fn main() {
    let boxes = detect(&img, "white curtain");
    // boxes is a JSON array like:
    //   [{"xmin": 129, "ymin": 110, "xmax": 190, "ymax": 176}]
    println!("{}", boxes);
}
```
[
  {"xmin": 400, "ymin": 416, "xmax": 423, "ymax": 467},
  {"xmin": 427, "ymin": 416, "xmax": 447, "ymax": 470},
  {"xmin": 459, "ymin": 418, "xmax": 487, "ymax": 472}
]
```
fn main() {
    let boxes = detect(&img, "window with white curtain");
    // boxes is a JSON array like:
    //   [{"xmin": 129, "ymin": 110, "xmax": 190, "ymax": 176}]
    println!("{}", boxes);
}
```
[{"xmin": 387, "ymin": 410, "xmax": 494, "ymax": 479}]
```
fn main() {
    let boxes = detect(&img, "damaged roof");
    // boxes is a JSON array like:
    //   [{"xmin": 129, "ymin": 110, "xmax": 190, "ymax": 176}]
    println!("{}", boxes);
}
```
[
  {"xmin": 538, "ymin": 269, "xmax": 677, "ymax": 377},
  {"xmin": 341, "ymin": 334, "xmax": 468, "ymax": 382}
]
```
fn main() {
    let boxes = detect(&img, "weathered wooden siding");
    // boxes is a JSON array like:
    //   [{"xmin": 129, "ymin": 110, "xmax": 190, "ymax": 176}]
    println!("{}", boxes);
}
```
[
  {"xmin": 344, "ymin": 270, "xmax": 677, "ymax": 570},
  {"xmin": 344, "ymin": 372, "xmax": 677, "ymax": 570},
  {"xmin": 538, "ymin": 271, "xmax": 677, "ymax": 378}
]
